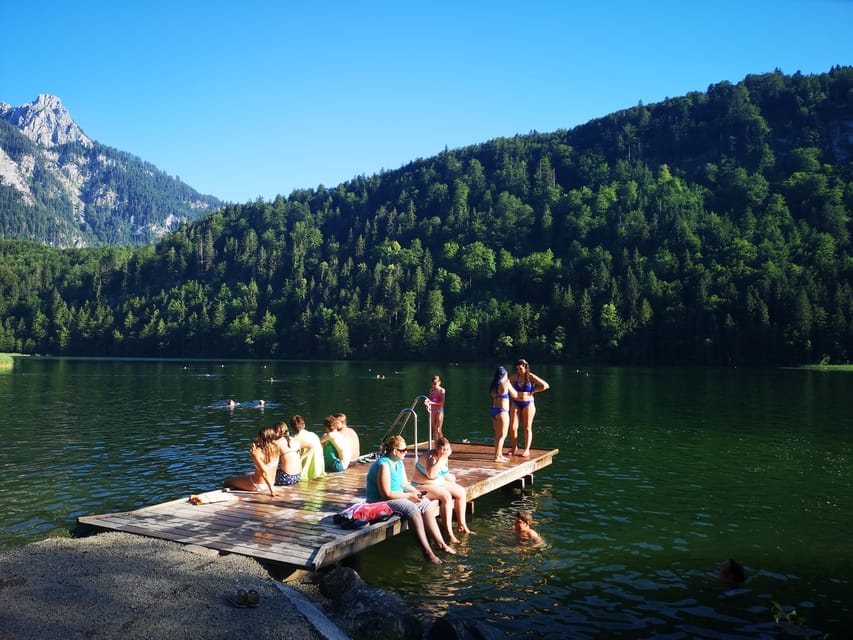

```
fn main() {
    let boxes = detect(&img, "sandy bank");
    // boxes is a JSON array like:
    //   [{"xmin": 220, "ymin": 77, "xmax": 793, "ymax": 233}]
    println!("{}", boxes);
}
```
[{"xmin": 0, "ymin": 532, "xmax": 347, "ymax": 640}]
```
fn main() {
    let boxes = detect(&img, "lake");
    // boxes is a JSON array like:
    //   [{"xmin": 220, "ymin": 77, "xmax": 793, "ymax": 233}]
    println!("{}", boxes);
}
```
[{"xmin": 1, "ymin": 357, "xmax": 851, "ymax": 638}]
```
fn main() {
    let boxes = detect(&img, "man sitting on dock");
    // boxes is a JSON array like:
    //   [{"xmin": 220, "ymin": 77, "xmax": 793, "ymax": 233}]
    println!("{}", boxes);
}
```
[
  {"xmin": 322, "ymin": 415, "xmax": 352, "ymax": 472},
  {"xmin": 335, "ymin": 412, "xmax": 361, "ymax": 460},
  {"xmin": 290, "ymin": 415, "xmax": 325, "ymax": 481}
]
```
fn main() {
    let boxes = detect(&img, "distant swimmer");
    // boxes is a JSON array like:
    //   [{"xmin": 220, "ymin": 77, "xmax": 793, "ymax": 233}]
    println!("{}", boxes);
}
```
[{"xmin": 227, "ymin": 399, "xmax": 237, "ymax": 408}]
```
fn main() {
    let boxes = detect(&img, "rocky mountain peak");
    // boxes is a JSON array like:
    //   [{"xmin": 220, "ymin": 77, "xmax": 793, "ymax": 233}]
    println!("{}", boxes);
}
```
[{"xmin": 0, "ymin": 94, "xmax": 92, "ymax": 148}]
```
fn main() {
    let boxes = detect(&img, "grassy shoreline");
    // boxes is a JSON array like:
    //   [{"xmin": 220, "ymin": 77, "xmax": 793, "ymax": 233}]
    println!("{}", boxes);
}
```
[{"xmin": 800, "ymin": 363, "xmax": 853, "ymax": 371}]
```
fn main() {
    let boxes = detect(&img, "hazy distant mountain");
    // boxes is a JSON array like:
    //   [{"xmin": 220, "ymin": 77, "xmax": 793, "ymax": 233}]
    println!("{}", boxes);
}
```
[{"xmin": 0, "ymin": 94, "xmax": 222, "ymax": 247}]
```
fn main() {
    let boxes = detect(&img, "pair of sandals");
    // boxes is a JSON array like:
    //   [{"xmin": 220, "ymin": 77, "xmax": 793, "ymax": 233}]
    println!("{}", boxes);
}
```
[{"xmin": 230, "ymin": 588, "xmax": 260, "ymax": 608}]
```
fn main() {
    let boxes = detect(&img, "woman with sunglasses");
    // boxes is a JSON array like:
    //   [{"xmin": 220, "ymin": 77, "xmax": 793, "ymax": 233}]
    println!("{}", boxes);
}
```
[
  {"xmin": 508, "ymin": 358, "xmax": 550, "ymax": 457},
  {"xmin": 365, "ymin": 435, "xmax": 457, "ymax": 564}
]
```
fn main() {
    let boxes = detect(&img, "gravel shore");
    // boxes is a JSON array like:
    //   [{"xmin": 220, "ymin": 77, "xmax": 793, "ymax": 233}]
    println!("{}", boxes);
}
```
[{"xmin": 0, "ymin": 532, "xmax": 348, "ymax": 640}]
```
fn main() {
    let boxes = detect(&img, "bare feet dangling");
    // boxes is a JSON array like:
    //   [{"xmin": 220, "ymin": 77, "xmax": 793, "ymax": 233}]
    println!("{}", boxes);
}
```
[
  {"xmin": 448, "ymin": 535, "xmax": 461, "ymax": 545},
  {"xmin": 425, "ymin": 554, "xmax": 442, "ymax": 565},
  {"xmin": 458, "ymin": 525, "xmax": 475, "ymax": 535},
  {"xmin": 440, "ymin": 544, "xmax": 457, "ymax": 555}
]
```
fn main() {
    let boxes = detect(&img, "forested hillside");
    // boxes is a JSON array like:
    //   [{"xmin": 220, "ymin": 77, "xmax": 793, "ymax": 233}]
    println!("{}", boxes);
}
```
[{"xmin": 1, "ymin": 67, "xmax": 852, "ymax": 365}]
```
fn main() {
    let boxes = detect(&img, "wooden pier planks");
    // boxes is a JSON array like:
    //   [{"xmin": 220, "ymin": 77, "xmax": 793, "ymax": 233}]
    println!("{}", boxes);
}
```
[{"xmin": 78, "ymin": 442, "xmax": 558, "ymax": 569}]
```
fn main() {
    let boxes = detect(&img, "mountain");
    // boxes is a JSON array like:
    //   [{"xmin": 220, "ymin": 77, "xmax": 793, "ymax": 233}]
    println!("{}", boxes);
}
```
[
  {"xmin": 1, "ymin": 67, "xmax": 852, "ymax": 366},
  {"xmin": 0, "ymin": 94, "xmax": 222, "ymax": 247}
]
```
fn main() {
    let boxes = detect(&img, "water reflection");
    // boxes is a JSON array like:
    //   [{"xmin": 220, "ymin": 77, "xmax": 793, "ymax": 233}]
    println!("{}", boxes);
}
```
[{"xmin": 1, "ymin": 359, "xmax": 852, "ymax": 638}]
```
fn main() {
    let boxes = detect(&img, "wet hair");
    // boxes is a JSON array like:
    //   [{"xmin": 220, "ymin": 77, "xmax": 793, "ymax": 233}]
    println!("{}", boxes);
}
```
[
  {"xmin": 515, "ymin": 510, "xmax": 533, "ymax": 525},
  {"xmin": 323, "ymin": 415, "xmax": 339, "ymax": 432},
  {"xmin": 381, "ymin": 434, "xmax": 406, "ymax": 456},
  {"xmin": 718, "ymin": 558, "xmax": 745, "ymax": 584},
  {"xmin": 490, "ymin": 366, "xmax": 507, "ymax": 394},
  {"xmin": 515, "ymin": 358, "xmax": 529, "ymax": 368}
]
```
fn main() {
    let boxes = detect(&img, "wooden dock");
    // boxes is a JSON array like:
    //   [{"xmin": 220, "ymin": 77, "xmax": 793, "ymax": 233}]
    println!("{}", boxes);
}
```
[{"xmin": 77, "ymin": 443, "xmax": 558, "ymax": 570}]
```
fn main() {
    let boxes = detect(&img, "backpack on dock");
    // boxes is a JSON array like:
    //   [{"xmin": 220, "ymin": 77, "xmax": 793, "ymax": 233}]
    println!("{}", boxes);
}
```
[{"xmin": 334, "ymin": 501, "xmax": 394, "ymax": 529}]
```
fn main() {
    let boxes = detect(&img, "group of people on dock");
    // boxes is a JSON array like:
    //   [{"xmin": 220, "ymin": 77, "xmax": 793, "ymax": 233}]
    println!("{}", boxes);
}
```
[
  {"xmin": 222, "ymin": 358, "xmax": 548, "ymax": 562},
  {"xmin": 223, "ymin": 414, "xmax": 345, "ymax": 496}
]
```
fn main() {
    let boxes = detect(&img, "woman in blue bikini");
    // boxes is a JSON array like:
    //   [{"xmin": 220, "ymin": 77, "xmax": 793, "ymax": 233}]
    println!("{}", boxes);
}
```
[
  {"xmin": 508, "ymin": 358, "xmax": 549, "ymax": 457},
  {"xmin": 490, "ymin": 365, "xmax": 518, "ymax": 462}
]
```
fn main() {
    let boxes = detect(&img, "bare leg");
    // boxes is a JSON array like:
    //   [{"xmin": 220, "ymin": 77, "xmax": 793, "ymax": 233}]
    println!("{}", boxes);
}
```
[
  {"xmin": 423, "ymin": 501, "xmax": 455, "ymax": 554},
  {"xmin": 440, "ymin": 492, "xmax": 460, "ymax": 543},
  {"xmin": 521, "ymin": 404, "xmax": 536, "ymax": 457},
  {"xmin": 493, "ymin": 413, "xmax": 509, "ymax": 462},
  {"xmin": 451, "ymin": 485, "xmax": 473, "ymax": 533},
  {"xmin": 508, "ymin": 406, "xmax": 519, "ymax": 455},
  {"xmin": 223, "ymin": 474, "xmax": 257, "ymax": 492},
  {"xmin": 407, "ymin": 512, "xmax": 441, "ymax": 564},
  {"xmin": 431, "ymin": 411, "xmax": 444, "ymax": 441}
]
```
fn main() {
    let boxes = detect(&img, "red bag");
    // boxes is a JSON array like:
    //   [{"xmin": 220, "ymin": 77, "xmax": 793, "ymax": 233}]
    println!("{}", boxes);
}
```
[{"xmin": 351, "ymin": 501, "xmax": 393, "ymax": 522}]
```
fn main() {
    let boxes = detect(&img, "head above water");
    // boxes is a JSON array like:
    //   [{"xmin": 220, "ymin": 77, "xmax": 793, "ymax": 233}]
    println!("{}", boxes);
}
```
[{"xmin": 515, "ymin": 510, "xmax": 533, "ymax": 526}]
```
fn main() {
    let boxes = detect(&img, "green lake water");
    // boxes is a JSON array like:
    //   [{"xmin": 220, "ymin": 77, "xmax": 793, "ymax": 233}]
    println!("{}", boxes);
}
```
[{"xmin": 1, "ymin": 358, "xmax": 850, "ymax": 638}]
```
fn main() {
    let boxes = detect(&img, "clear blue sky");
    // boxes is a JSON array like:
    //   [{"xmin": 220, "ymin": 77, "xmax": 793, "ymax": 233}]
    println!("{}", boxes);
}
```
[{"xmin": 2, "ymin": 1, "xmax": 851, "ymax": 203}]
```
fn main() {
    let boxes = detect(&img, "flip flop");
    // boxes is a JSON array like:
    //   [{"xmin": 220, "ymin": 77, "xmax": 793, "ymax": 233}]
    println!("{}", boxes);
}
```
[
  {"xmin": 230, "ymin": 589, "xmax": 249, "ymax": 608},
  {"xmin": 246, "ymin": 589, "xmax": 260, "ymax": 607}
]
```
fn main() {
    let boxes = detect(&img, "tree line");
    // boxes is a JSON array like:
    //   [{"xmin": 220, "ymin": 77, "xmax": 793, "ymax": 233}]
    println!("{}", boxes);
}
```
[{"xmin": 1, "ymin": 67, "xmax": 852, "ymax": 365}]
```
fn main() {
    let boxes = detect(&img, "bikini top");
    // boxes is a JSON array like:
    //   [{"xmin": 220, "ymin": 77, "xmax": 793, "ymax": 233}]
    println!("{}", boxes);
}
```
[
  {"xmin": 416, "ymin": 458, "xmax": 449, "ymax": 477},
  {"xmin": 513, "ymin": 378, "xmax": 534, "ymax": 393}
]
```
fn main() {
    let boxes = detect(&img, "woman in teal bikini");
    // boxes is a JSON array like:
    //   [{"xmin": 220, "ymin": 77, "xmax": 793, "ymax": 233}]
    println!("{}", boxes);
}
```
[
  {"xmin": 490, "ymin": 365, "xmax": 518, "ymax": 462},
  {"xmin": 508, "ymin": 358, "xmax": 549, "ymax": 457},
  {"xmin": 412, "ymin": 436, "xmax": 473, "ymax": 540}
]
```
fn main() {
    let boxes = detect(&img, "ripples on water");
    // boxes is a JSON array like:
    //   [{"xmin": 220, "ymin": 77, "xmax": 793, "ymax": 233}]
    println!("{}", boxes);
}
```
[{"xmin": 2, "ymin": 361, "xmax": 851, "ymax": 638}]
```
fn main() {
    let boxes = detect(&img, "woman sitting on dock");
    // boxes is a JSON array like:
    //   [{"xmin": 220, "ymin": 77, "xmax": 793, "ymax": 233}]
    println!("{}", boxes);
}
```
[
  {"xmin": 412, "ymin": 436, "xmax": 473, "ymax": 541},
  {"xmin": 365, "ymin": 435, "xmax": 456, "ymax": 564},
  {"xmin": 223, "ymin": 426, "xmax": 279, "ymax": 496},
  {"xmin": 272, "ymin": 421, "xmax": 302, "ymax": 486}
]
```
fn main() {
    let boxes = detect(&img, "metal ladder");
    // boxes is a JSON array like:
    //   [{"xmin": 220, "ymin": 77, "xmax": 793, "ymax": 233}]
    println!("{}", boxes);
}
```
[{"xmin": 379, "ymin": 394, "xmax": 431, "ymax": 457}]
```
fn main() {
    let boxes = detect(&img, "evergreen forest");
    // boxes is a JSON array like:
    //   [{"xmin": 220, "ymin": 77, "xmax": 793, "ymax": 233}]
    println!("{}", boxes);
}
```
[{"xmin": 1, "ymin": 67, "xmax": 852, "ymax": 366}]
